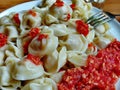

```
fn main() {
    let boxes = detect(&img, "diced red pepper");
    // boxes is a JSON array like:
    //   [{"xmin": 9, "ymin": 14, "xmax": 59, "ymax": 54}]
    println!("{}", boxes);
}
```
[
  {"xmin": 58, "ymin": 40, "xmax": 120, "ymax": 90},
  {"xmin": 37, "ymin": 34, "xmax": 48, "ymax": 41},
  {"xmin": 23, "ymin": 40, "xmax": 31, "ymax": 54},
  {"xmin": 76, "ymin": 20, "xmax": 89, "ymax": 36},
  {"xmin": 64, "ymin": 13, "xmax": 71, "ymax": 21},
  {"xmin": 70, "ymin": 4, "xmax": 76, "ymax": 10},
  {"xmin": 29, "ymin": 27, "xmax": 40, "ymax": 38},
  {"xmin": 26, "ymin": 54, "xmax": 42, "ymax": 65},
  {"xmin": 28, "ymin": 10, "xmax": 37, "ymax": 17},
  {"xmin": 54, "ymin": 0, "xmax": 64, "ymax": 7},
  {"xmin": 0, "ymin": 33, "xmax": 7, "ymax": 48},
  {"xmin": 13, "ymin": 13, "xmax": 20, "ymax": 25}
]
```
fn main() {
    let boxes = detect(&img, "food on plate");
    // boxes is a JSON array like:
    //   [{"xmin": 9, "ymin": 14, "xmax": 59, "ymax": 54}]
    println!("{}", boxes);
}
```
[{"xmin": 0, "ymin": 0, "xmax": 119, "ymax": 90}]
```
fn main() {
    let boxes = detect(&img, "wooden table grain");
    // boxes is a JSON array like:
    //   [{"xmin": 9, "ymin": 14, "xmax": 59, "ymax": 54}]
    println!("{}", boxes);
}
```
[{"xmin": 0, "ymin": 0, "xmax": 120, "ymax": 22}]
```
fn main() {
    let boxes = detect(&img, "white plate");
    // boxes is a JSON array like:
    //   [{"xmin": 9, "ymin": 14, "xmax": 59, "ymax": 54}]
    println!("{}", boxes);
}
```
[{"xmin": 0, "ymin": 0, "xmax": 120, "ymax": 89}]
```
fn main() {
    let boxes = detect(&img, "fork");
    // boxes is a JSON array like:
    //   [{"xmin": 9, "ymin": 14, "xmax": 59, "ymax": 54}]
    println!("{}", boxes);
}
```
[
  {"xmin": 84, "ymin": 0, "xmax": 105, "ymax": 3},
  {"xmin": 86, "ymin": 11, "xmax": 120, "ymax": 27}
]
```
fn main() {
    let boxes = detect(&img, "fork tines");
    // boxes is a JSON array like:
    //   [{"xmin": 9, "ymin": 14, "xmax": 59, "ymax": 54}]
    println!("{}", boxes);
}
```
[{"xmin": 86, "ymin": 11, "xmax": 111, "ymax": 27}]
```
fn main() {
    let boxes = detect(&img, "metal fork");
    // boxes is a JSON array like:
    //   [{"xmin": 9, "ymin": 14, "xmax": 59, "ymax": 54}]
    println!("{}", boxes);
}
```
[
  {"xmin": 86, "ymin": 11, "xmax": 120, "ymax": 27},
  {"xmin": 84, "ymin": 0, "xmax": 104, "ymax": 3}
]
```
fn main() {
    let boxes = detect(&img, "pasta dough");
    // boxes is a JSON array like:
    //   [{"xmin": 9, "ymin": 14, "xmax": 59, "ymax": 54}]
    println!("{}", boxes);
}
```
[
  {"xmin": 12, "ymin": 57, "xmax": 44, "ymax": 80},
  {"xmin": 21, "ymin": 78, "xmax": 57, "ymax": 90}
]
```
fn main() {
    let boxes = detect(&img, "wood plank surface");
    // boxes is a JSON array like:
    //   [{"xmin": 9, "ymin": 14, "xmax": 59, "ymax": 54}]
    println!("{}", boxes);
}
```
[{"xmin": 0, "ymin": 0, "xmax": 120, "ymax": 22}]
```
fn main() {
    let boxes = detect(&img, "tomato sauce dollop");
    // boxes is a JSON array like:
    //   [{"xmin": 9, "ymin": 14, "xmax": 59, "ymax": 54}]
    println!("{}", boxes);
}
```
[
  {"xmin": 58, "ymin": 40, "xmax": 120, "ymax": 90},
  {"xmin": 13, "ymin": 13, "xmax": 20, "ymax": 26},
  {"xmin": 26, "ymin": 54, "xmax": 42, "ymax": 65},
  {"xmin": 76, "ymin": 20, "xmax": 89, "ymax": 37},
  {"xmin": 0, "ymin": 33, "xmax": 7, "ymax": 48},
  {"xmin": 54, "ymin": 0, "xmax": 64, "ymax": 7}
]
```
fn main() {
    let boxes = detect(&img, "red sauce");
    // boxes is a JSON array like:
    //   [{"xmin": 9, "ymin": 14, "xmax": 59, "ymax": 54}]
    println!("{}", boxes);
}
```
[
  {"xmin": 58, "ymin": 40, "xmax": 120, "ymax": 90},
  {"xmin": 23, "ymin": 27, "xmax": 40, "ymax": 54},
  {"xmin": 76, "ymin": 20, "xmax": 89, "ymax": 36},
  {"xmin": 64, "ymin": 13, "xmax": 71, "ymax": 21},
  {"xmin": 13, "ymin": 13, "xmax": 20, "ymax": 26},
  {"xmin": 23, "ymin": 40, "xmax": 31, "ymax": 54},
  {"xmin": 54, "ymin": 0, "xmax": 64, "ymax": 7},
  {"xmin": 26, "ymin": 54, "xmax": 42, "ymax": 65},
  {"xmin": 70, "ymin": 4, "xmax": 76, "ymax": 10},
  {"xmin": 28, "ymin": 10, "xmax": 37, "ymax": 17},
  {"xmin": 0, "ymin": 33, "xmax": 7, "ymax": 48},
  {"xmin": 29, "ymin": 27, "xmax": 40, "ymax": 38}
]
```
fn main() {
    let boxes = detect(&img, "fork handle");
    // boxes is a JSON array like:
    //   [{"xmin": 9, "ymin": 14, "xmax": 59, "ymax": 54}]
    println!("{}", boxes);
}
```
[{"xmin": 84, "ymin": 0, "xmax": 104, "ymax": 3}]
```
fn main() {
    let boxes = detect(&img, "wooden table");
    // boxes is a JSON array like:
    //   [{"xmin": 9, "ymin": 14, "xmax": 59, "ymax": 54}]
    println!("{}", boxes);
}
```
[{"xmin": 0, "ymin": 0, "xmax": 120, "ymax": 22}]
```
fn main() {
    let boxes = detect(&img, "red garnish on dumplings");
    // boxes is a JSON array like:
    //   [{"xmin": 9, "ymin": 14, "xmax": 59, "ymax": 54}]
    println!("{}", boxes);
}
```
[
  {"xmin": 37, "ymin": 34, "xmax": 48, "ymax": 41},
  {"xmin": 76, "ymin": 20, "xmax": 89, "ymax": 36},
  {"xmin": 13, "ymin": 13, "xmax": 20, "ymax": 25},
  {"xmin": 28, "ymin": 10, "xmax": 37, "ymax": 17},
  {"xmin": 23, "ymin": 40, "xmax": 31, "ymax": 54},
  {"xmin": 0, "ymin": 33, "xmax": 7, "ymax": 48},
  {"xmin": 70, "ymin": 4, "xmax": 76, "ymax": 10},
  {"xmin": 26, "ymin": 54, "xmax": 42, "ymax": 65},
  {"xmin": 29, "ymin": 27, "xmax": 40, "ymax": 38},
  {"xmin": 65, "ymin": 13, "xmax": 71, "ymax": 21},
  {"xmin": 54, "ymin": 0, "xmax": 64, "ymax": 7}
]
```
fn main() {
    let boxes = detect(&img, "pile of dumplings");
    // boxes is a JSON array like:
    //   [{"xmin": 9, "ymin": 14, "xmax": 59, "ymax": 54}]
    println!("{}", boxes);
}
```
[{"xmin": 0, "ymin": 0, "xmax": 114, "ymax": 90}]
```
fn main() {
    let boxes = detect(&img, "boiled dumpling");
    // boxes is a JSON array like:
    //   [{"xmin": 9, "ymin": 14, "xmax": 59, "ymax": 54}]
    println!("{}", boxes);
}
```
[
  {"xmin": 22, "ymin": 10, "xmax": 41, "ymax": 29},
  {"xmin": 28, "ymin": 34, "xmax": 58, "ymax": 57},
  {"xmin": 67, "ymin": 52, "xmax": 87, "ymax": 67},
  {"xmin": 12, "ymin": 55, "xmax": 44, "ymax": 80},
  {"xmin": 5, "ymin": 42, "xmax": 23, "ymax": 58},
  {"xmin": 49, "ymin": 24, "xmax": 69, "ymax": 36},
  {"xmin": 65, "ymin": 34, "xmax": 88, "ymax": 53},
  {"xmin": 45, "ymin": 14, "xmax": 59, "ymax": 25},
  {"xmin": 49, "ymin": 1, "xmax": 72, "ymax": 21},
  {"xmin": 43, "ymin": 50, "xmax": 58, "ymax": 73},
  {"xmin": 21, "ymin": 78, "xmax": 57, "ymax": 90},
  {"xmin": 0, "ymin": 66, "xmax": 21, "ymax": 88},
  {"xmin": 44, "ymin": 46, "xmax": 67, "ymax": 73},
  {"xmin": 4, "ymin": 25, "xmax": 19, "ymax": 40}
]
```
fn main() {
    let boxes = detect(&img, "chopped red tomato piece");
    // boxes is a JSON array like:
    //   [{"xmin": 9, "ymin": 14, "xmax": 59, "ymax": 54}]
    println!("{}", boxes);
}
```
[
  {"xmin": 26, "ymin": 54, "xmax": 42, "ymax": 65},
  {"xmin": 29, "ymin": 27, "xmax": 40, "ymax": 38},
  {"xmin": 76, "ymin": 20, "xmax": 89, "ymax": 36},
  {"xmin": 0, "ymin": 33, "xmax": 7, "ymax": 48},
  {"xmin": 58, "ymin": 40, "xmax": 120, "ymax": 90},
  {"xmin": 28, "ymin": 10, "xmax": 37, "ymax": 17},
  {"xmin": 70, "ymin": 4, "xmax": 76, "ymax": 10},
  {"xmin": 23, "ymin": 40, "xmax": 31, "ymax": 54},
  {"xmin": 64, "ymin": 13, "xmax": 71, "ymax": 21},
  {"xmin": 54, "ymin": 0, "xmax": 64, "ymax": 7},
  {"xmin": 13, "ymin": 13, "xmax": 20, "ymax": 25},
  {"xmin": 37, "ymin": 34, "xmax": 48, "ymax": 41}
]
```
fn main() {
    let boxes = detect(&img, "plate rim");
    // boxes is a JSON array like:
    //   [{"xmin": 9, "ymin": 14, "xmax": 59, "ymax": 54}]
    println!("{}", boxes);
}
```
[{"xmin": 0, "ymin": 0, "xmax": 120, "ymax": 89}]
